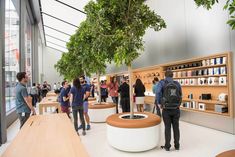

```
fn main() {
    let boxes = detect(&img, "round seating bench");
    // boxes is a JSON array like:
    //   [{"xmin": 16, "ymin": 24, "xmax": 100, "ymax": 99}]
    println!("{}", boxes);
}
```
[
  {"xmin": 106, "ymin": 112, "xmax": 161, "ymax": 152},
  {"xmin": 88, "ymin": 102, "xmax": 116, "ymax": 122}
]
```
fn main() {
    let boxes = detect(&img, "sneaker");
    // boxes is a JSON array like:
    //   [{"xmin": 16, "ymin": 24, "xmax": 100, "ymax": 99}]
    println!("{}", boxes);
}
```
[
  {"xmin": 175, "ymin": 147, "xmax": 180, "ymax": 150},
  {"xmin": 86, "ymin": 125, "xmax": 91, "ymax": 130},
  {"xmin": 82, "ymin": 131, "xmax": 86, "ymax": 136},
  {"xmin": 161, "ymin": 146, "xmax": 170, "ymax": 151},
  {"xmin": 78, "ymin": 125, "xmax": 83, "ymax": 130}
]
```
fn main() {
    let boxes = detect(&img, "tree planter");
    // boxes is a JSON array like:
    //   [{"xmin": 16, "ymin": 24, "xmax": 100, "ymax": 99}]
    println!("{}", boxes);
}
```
[
  {"xmin": 88, "ymin": 97, "xmax": 97, "ymax": 102},
  {"xmin": 88, "ymin": 102, "xmax": 116, "ymax": 123},
  {"xmin": 106, "ymin": 112, "xmax": 161, "ymax": 152}
]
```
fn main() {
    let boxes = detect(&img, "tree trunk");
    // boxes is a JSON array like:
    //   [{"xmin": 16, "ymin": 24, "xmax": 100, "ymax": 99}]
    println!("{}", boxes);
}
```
[
  {"xmin": 128, "ymin": 65, "xmax": 134, "ymax": 119},
  {"xmin": 97, "ymin": 72, "xmax": 101, "ymax": 104}
]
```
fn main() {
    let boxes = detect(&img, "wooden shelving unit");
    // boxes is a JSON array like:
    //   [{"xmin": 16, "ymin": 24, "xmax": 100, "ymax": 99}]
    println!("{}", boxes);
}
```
[{"xmin": 162, "ymin": 52, "xmax": 233, "ymax": 117}]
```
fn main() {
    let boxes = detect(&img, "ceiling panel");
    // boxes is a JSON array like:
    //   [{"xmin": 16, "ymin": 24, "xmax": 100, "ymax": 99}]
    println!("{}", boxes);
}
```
[
  {"xmin": 42, "ymin": 14, "xmax": 77, "ymax": 35},
  {"xmin": 44, "ymin": 26, "xmax": 71, "ymax": 43},
  {"xmin": 41, "ymin": 0, "xmax": 87, "ymax": 27},
  {"xmin": 46, "ymin": 42, "xmax": 68, "ymax": 52},
  {"xmin": 45, "ymin": 36, "xmax": 67, "ymax": 48},
  {"xmin": 58, "ymin": 0, "xmax": 89, "ymax": 12}
]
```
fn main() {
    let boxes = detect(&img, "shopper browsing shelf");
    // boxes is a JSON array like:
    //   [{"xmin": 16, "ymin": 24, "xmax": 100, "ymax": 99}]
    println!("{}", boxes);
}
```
[
  {"xmin": 134, "ymin": 79, "xmax": 145, "ymax": 112},
  {"xmin": 118, "ymin": 78, "xmax": 130, "ymax": 112},
  {"xmin": 156, "ymin": 70, "xmax": 182, "ymax": 151},
  {"xmin": 15, "ymin": 72, "xmax": 36, "ymax": 128},
  {"xmin": 108, "ymin": 76, "xmax": 119, "ymax": 113},
  {"xmin": 70, "ymin": 78, "xmax": 86, "ymax": 136}
]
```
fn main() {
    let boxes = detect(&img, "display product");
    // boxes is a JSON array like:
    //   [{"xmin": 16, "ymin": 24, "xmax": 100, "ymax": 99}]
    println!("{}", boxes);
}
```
[
  {"xmin": 219, "ymin": 77, "xmax": 227, "ymax": 85},
  {"xmin": 208, "ymin": 77, "xmax": 219, "ymax": 85},
  {"xmin": 215, "ymin": 105, "xmax": 228, "ymax": 113},
  {"xmin": 220, "ymin": 67, "xmax": 226, "ymax": 75},
  {"xmin": 218, "ymin": 93, "xmax": 228, "ymax": 102},
  {"xmin": 198, "ymin": 103, "xmax": 206, "ymax": 111},
  {"xmin": 201, "ymin": 94, "xmax": 212, "ymax": 100}
]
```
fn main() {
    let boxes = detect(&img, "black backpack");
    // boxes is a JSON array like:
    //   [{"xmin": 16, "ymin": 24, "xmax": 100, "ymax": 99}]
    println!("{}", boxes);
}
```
[{"xmin": 161, "ymin": 80, "xmax": 181, "ymax": 109}]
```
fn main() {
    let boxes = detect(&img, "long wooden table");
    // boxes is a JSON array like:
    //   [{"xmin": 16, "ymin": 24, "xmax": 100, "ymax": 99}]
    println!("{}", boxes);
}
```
[
  {"xmin": 39, "ymin": 96, "xmax": 61, "ymax": 114},
  {"xmin": 46, "ymin": 91, "xmax": 57, "ymax": 97},
  {"xmin": 1, "ymin": 114, "xmax": 89, "ymax": 157}
]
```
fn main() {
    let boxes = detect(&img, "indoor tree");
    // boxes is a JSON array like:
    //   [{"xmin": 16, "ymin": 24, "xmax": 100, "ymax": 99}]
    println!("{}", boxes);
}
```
[
  {"xmin": 84, "ymin": 0, "xmax": 166, "ymax": 118},
  {"xmin": 194, "ymin": 0, "xmax": 235, "ymax": 29}
]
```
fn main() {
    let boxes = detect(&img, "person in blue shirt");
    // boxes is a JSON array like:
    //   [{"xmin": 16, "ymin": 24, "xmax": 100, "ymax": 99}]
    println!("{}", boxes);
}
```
[
  {"xmin": 152, "ymin": 77, "xmax": 161, "ymax": 116},
  {"xmin": 59, "ymin": 80, "xmax": 70, "ymax": 118},
  {"xmin": 15, "ymin": 72, "xmax": 36, "ymax": 128},
  {"xmin": 156, "ymin": 70, "xmax": 182, "ymax": 151},
  {"xmin": 70, "ymin": 78, "xmax": 86, "ymax": 136},
  {"xmin": 79, "ymin": 75, "xmax": 91, "ymax": 130}
]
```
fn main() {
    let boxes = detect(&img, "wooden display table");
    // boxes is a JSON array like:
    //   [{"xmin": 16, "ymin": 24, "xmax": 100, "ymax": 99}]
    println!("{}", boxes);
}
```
[
  {"xmin": 1, "ymin": 114, "xmax": 89, "ymax": 157},
  {"xmin": 46, "ymin": 91, "xmax": 57, "ymax": 97},
  {"xmin": 216, "ymin": 150, "xmax": 235, "ymax": 157},
  {"xmin": 39, "ymin": 96, "xmax": 61, "ymax": 114}
]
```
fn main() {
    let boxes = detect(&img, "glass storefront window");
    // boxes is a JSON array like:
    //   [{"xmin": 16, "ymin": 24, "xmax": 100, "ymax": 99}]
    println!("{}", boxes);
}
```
[
  {"xmin": 5, "ymin": 0, "xmax": 20, "ymax": 112},
  {"xmin": 25, "ymin": 14, "xmax": 32, "ymax": 87}
]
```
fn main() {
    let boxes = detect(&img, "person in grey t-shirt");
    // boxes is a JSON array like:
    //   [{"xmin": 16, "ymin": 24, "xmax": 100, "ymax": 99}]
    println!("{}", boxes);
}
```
[{"xmin": 15, "ymin": 72, "xmax": 36, "ymax": 128}]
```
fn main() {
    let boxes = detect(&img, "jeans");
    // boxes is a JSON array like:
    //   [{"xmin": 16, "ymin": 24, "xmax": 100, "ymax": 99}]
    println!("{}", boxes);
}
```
[
  {"xmin": 31, "ymin": 94, "xmax": 37, "ymax": 107},
  {"xmin": 18, "ymin": 113, "xmax": 30, "ymax": 128},
  {"xmin": 120, "ymin": 97, "xmax": 130, "ymax": 112},
  {"xmin": 72, "ymin": 105, "xmax": 85, "ymax": 131},
  {"xmin": 162, "ymin": 109, "xmax": 180, "ymax": 149},
  {"xmin": 112, "ymin": 97, "xmax": 119, "ymax": 113}
]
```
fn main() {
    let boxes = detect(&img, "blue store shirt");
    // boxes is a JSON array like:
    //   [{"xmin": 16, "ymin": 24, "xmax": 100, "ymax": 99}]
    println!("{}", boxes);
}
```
[
  {"xmin": 70, "ymin": 86, "xmax": 85, "ymax": 106},
  {"xmin": 82, "ymin": 84, "xmax": 90, "ymax": 101},
  {"xmin": 15, "ymin": 83, "xmax": 31, "ymax": 113},
  {"xmin": 59, "ymin": 88, "xmax": 69, "ymax": 106}
]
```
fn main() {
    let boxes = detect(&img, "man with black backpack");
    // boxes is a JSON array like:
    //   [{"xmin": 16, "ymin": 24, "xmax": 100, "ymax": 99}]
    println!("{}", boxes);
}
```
[{"xmin": 156, "ymin": 70, "xmax": 182, "ymax": 151}]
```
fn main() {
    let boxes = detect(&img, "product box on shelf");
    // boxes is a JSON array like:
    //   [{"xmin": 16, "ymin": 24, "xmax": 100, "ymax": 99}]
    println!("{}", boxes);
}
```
[
  {"xmin": 216, "ymin": 57, "xmax": 223, "ymax": 65},
  {"xmin": 208, "ymin": 77, "xmax": 219, "ymax": 85},
  {"xmin": 219, "ymin": 77, "xmax": 227, "ymax": 85},
  {"xmin": 190, "ymin": 101, "xmax": 196, "ymax": 109},
  {"xmin": 213, "ymin": 67, "xmax": 220, "ymax": 75},
  {"xmin": 187, "ymin": 71, "xmax": 192, "ymax": 77},
  {"xmin": 211, "ymin": 58, "xmax": 216, "ymax": 65},
  {"xmin": 190, "ymin": 79, "xmax": 197, "ymax": 85},
  {"xmin": 220, "ymin": 67, "xmax": 226, "ymax": 75},
  {"xmin": 208, "ymin": 68, "xmax": 214, "ymax": 75},
  {"xmin": 185, "ymin": 79, "xmax": 190, "ymax": 85},
  {"xmin": 198, "ymin": 103, "xmax": 206, "ymax": 111},
  {"xmin": 215, "ymin": 105, "xmax": 228, "ymax": 113},
  {"xmin": 198, "ymin": 78, "xmax": 207, "ymax": 85},
  {"xmin": 179, "ymin": 79, "xmax": 185, "ymax": 85},
  {"xmin": 222, "ymin": 57, "xmax": 227, "ymax": 64}
]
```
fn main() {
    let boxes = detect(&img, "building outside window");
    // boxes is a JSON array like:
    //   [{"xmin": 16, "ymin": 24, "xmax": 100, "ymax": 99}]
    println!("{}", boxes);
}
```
[{"xmin": 5, "ymin": 0, "xmax": 20, "ymax": 112}]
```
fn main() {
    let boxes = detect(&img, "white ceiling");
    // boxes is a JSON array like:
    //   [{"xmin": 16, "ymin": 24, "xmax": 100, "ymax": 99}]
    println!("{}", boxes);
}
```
[{"xmin": 40, "ymin": 0, "xmax": 89, "ymax": 52}]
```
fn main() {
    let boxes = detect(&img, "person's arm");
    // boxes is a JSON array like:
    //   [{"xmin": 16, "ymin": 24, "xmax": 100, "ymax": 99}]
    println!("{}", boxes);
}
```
[
  {"xmin": 22, "ymin": 88, "xmax": 36, "ymax": 115},
  {"xmin": 156, "ymin": 81, "xmax": 163, "ymax": 107},
  {"xmin": 69, "ymin": 93, "xmax": 73, "ymax": 105},
  {"xmin": 84, "ymin": 85, "xmax": 90, "ymax": 99}
]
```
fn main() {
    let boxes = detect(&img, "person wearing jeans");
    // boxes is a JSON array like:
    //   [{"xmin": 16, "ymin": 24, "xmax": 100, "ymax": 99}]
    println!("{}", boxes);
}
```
[{"xmin": 70, "ymin": 78, "xmax": 86, "ymax": 136}]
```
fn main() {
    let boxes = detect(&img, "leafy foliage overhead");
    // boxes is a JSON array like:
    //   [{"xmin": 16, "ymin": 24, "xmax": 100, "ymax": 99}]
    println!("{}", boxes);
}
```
[
  {"xmin": 194, "ymin": 0, "xmax": 235, "ymax": 29},
  {"xmin": 84, "ymin": 0, "xmax": 166, "ymax": 66}
]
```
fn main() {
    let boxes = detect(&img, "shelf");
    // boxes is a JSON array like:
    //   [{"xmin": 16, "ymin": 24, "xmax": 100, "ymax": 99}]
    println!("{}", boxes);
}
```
[
  {"xmin": 181, "ymin": 85, "xmax": 227, "ymax": 87},
  {"xmin": 180, "ymin": 107, "xmax": 229, "ymax": 116},
  {"xmin": 165, "ymin": 64, "xmax": 227, "ymax": 72},
  {"xmin": 182, "ymin": 99, "xmax": 227, "ymax": 105},
  {"xmin": 173, "ymin": 74, "xmax": 227, "ymax": 79}
]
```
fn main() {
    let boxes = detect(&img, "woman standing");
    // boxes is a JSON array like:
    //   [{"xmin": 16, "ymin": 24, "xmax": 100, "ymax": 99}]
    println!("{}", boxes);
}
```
[
  {"xmin": 70, "ymin": 78, "xmax": 86, "ymax": 136},
  {"xmin": 108, "ymin": 76, "xmax": 119, "ymax": 113},
  {"xmin": 134, "ymin": 79, "xmax": 146, "ymax": 112}
]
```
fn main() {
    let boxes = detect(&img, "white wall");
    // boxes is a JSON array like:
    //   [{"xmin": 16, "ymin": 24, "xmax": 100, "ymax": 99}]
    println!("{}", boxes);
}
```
[
  {"xmin": 106, "ymin": 0, "xmax": 235, "ymax": 134},
  {"xmin": 40, "ymin": 46, "xmax": 64, "ymax": 86}
]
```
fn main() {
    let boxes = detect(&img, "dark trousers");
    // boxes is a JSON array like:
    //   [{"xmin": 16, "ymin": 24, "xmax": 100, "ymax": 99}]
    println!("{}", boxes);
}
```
[
  {"xmin": 120, "ymin": 97, "xmax": 130, "ymax": 112},
  {"xmin": 101, "ymin": 96, "xmax": 107, "ymax": 102},
  {"xmin": 112, "ymin": 97, "xmax": 119, "ymax": 113},
  {"xmin": 72, "ymin": 105, "xmax": 85, "ymax": 131},
  {"xmin": 162, "ymin": 109, "xmax": 180, "ymax": 149},
  {"xmin": 155, "ymin": 104, "xmax": 162, "ymax": 117},
  {"xmin": 18, "ymin": 113, "xmax": 30, "ymax": 129},
  {"xmin": 31, "ymin": 94, "xmax": 37, "ymax": 107}
]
